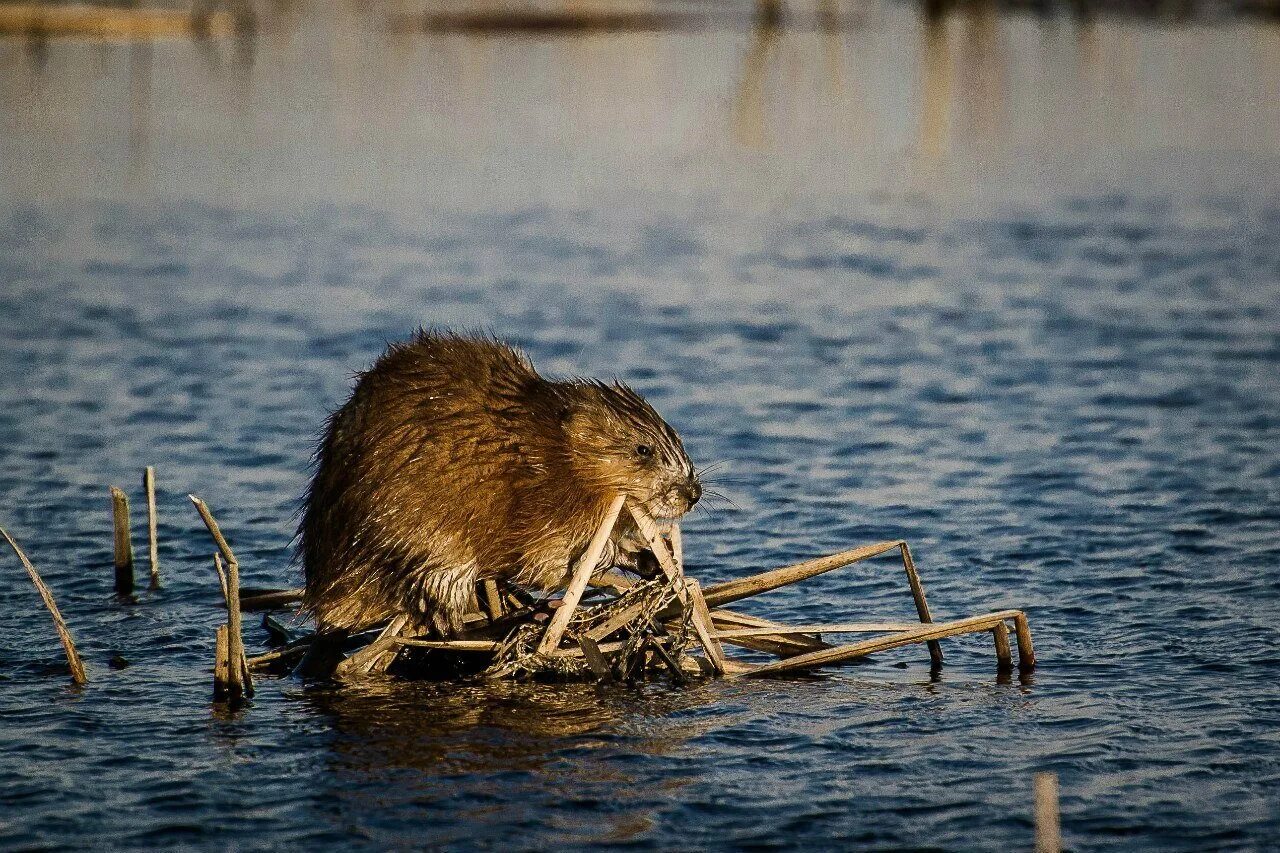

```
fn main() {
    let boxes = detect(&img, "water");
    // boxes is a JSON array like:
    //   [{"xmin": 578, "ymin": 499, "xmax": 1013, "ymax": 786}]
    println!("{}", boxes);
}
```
[{"xmin": 2, "ymin": 2, "xmax": 1279, "ymax": 849}]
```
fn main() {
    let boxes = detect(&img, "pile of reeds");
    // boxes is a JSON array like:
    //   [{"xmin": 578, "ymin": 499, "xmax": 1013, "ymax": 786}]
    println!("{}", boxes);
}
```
[{"xmin": 2, "ymin": 467, "xmax": 1036, "ymax": 704}]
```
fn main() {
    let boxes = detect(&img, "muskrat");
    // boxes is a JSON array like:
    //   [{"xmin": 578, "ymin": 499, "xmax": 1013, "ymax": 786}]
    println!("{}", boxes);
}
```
[{"xmin": 299, "ymin": 330, "xmax": 701, "ymax": 636}]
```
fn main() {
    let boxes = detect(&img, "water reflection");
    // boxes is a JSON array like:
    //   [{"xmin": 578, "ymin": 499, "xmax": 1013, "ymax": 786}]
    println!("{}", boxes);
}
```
[
  {"xmin": 2, "ymin": 0, "xmax": 1276, "ymax": 207},
  {"xmin": 298, "ymin": 678, "xmax": 723, "ymax": 844}
]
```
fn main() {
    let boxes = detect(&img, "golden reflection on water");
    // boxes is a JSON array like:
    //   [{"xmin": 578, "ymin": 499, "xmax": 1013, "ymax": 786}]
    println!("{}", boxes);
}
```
[
  {"xmin": 0, "ymin": 1, "xmax": 1277, "ymax": 207},
  {"xmin": 298, "ymin": 677, "xmax": 728, "ymax": 843}
]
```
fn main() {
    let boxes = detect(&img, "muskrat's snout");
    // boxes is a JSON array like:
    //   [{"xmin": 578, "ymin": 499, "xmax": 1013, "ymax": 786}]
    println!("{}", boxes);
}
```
[{"xmin": 655, "ymin": 475, "xmax": 701, "ymax": 517}]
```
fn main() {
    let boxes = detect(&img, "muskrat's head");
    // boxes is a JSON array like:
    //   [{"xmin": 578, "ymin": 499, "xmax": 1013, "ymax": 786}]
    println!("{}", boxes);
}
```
[{"xmin": 563, "ymin": 381, "xmax": 701, "ymax": 520}]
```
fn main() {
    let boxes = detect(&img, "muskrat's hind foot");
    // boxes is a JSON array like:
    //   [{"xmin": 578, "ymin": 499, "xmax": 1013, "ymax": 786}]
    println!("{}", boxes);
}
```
[{"xmin": 414, "ymin": 563, "xmax": 479, "ymax": 637}]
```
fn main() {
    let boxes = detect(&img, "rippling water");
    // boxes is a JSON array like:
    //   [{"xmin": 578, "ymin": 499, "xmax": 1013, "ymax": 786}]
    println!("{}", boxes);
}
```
[{"xmin": 2, "ymin": 1, "xmax": 1279, "ymax": 849}]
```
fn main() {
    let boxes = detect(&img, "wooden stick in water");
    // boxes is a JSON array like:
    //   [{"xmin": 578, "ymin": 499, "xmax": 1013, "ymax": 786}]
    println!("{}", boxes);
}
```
[
  {"xmin": 213, "ymin": 554, "xmax": 230, "ymax": 607},
  {"xmin": 992, "ymin": 621, "xmax": 1013, "ymax": 671},
  {"xmin": 899, "ymin": 542, "xmax": 943, "ymax": 667},
  {"xmin": 701, "ymin": 540, "xmax": 903, "ymax": 608},
  {"xmin": 225, "ymin": 554, "xmax": 247, "ymax": 700},
  {"xmin": 536, "ymin": 494, "xmax": 626, "ymax": 655},
  {"xmin": 713, "ymin": 622, "xmax": 925, "ymax": 639},
  {"xmin": 143, "ymin": 467, "xmax": 159, "ymax": 589},
  {"xmin": 706, "ymin": 609, "xmax": 828, "ymax": 657},
  {"xmin": 737, "ymin": 609, "xmax": 1028, "ymax": 678},
  {"xmin": 684, "ymin": 578, "xmax": 726, "ymax": 675},
  {"xmin": 1034, "ymin": 772, "xmax": 1061, "ymax": 853},
  {"xmin": 336, "ymin": 615, "xmax": 410, "ymax": 678},
  {"xmin": 214, "ymin": 624, "xmax": 229, "ymax": 700},
  {"xmin": 1014, "ymin": 612, "xmax": 1037, "ymax": 670},
  {"xmin": 110, "ymin": 486, "xmax": 134, "ymax": 595},
  {"xmin": 1, "ymin": 526, "xmax": 88, "ymax": 685},
  {"xmin": 188, "ymin": 494, "xmax": 238, "ymax": 567}
]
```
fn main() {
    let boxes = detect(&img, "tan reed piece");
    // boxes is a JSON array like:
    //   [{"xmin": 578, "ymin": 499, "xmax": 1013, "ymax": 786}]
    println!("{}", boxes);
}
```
[
  {"xmin": 1034, "ymin": 772, "xmax": 1062, "ymax": 853},
  {"xmin": 535, "ymin": 494, "xmax": 626, "ymax": 655},
  {"xmin": 191, "ymin": 495, "xmax": 251, "ymax": 701},
  {"xmin": 110, "ymin": 486, "xmax": 134, "ymax": 595},
  {"xmin": 1, "ymin": 526, "xmax": 88, "ymax": 685},
  {"xmin": 192, "ymin": 493, "xmax": 1035, "ymax": 685},
  {"xmin": 143, "ymin": 467, "xmax": 159, "ymax": 588},
  {"xmin": 214, "ymin": 624, "xmax": 230, "ymax": 699}
]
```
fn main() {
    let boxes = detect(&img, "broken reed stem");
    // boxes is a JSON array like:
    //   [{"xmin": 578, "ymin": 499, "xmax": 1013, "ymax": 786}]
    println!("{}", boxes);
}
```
[
  {"xmin": 214, "ymin": 624, "xmax": 229, "ymax": 699},
  {"xmin": 712, "ymin": 622, "xmax": 926, "ymax": 638},
  {"xmin": 225, "ymin": 554, "xmax": 248, "ymax": 700},
  {"xmin": 669, "ymin": 523, "xmax": 683, "ymax": 572},
  {"xmin": 536, "ymin": 494, "xmax": 626, "ymax": 655},
  {"xmin": 335, "ymin": 615, "xmax": 410, "ymax": 678},
  {"xmin": 684, "ymin": 578, "xmax": 726, "ymax": 675},
  {"xmin": 738, "ymin": 609, "xmax": 1029, "ymax": 678},
  {"xmin": 701, "ymin": 539, "xmax": 903, "ymax": 607},
  {"xmin": 1034, "ymin": 772, "xmax": 1062, "ymax": 853},
  {"xmin": 143, "ymin": 467, "xmax": 159, "ymax": 588},
  {"xmin": 626, "ymin": 501, "xmax": 681, "ymax": 582},
  {"xmin": 188, "ymin": 494, "xmax": 238, "ymax": 567},
  {"xmin": 992, "ymin": 621, "xmax": 1013, "ymax": 671},
  {"xmin": 900, "ymin": 542, "xmax": 943, "ymax": 667},
  {"xmin": 110, "ymin": 486, "xmax": 134, "ymax": 595},
  {"xmin": 1014, "ymin": 612, "xmax": 1037, "ymax": 669},
  {"xmin": 192, "ymin": 496, "xmax": 249, "ymax": 700},
  {"xmin": 213, "ymin": 553, "xmax": 230, "ymax": 606},
  {"xmin": 1, "ymin": 526, "xmax": 88, "ymax": 685},
  {"xmin": 208, "ymin": 555, "xmax": 250, "ymax": 696},
  {"xmin": 482, "ymin": 579, "xmax": 503, "ymax": 621}
]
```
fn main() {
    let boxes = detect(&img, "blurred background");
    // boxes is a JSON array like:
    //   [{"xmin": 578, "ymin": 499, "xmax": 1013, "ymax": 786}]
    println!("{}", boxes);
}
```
[
  {"xmin": 2, "ymin": 2, "xmax": 1279, "ymax": 850},
  {"xmin": 3, "ymin": 0, "xmax": 1278, "ymax": 210}
]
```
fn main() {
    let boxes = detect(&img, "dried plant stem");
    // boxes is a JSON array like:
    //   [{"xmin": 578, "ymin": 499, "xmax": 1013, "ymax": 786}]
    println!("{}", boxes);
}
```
[
  {"xmin": 395, "ymin": 638, "xmax": 501, "ymax": 652},
  {"xmin": 992, "ymin": 621, "xmax": 1013, "ymax": 671},
  {"xmin": 712, "ymin": 622, "xmax": 925, "ymax": 639},
  {"xmin": 1014, "ymin": 612, "xmax": 1037, "ymax": 669},
  {"xmin": 738, "ymin": 610, "xmax": 1030, "ymax": 678},
  {"xmin": 706, "ymin": 609, "xmax": 828, "ymax": 657},
  {"xmin": 481, "ymin": 579, "xmax": 503, "ymax": 621},
  {"xmin": 899, "ymin": 542, "xmax": 943, "ymax": 666},
  {"xmin": 214, "ymin": 624, "xmax": 230, "ymax": 700},
  {"xmin": 213, "ymin": 553, "xmax": 229, "ymax": 606},
  {"xmin": 701, "ymin": 539, "xmax": 903, "ymax": 607},
  {"xmin": 192, "ymin": 496, "xmax": 249, "ymax": 701},
  {"xmin": 188, "ymin": 495, "xmax": 238, "ymax": 567},
  {"xmin": 1034, "ymin": 772, "xmax": 1061, "ymax": 853},
  {"xmin": 110, "ymin": 486, "xmax": 134, "ymax": 595},
  {"xmin": 684, "ymin": 578, "xmax": 726, "ymax": 675},
  {"xmin": 1, "ymin": 526, "xmax": 88, "ymax": 685},
  {"xmin": 226, "ymin": 554, "xmax": 249, "ymax": 700},
  {"xmin": 626, "ymin": 501, "xmax": 681, "ymax": 582},
  {"xmin": 143, "ymin": 467, "xmax": 159, "ymax": 588},
  {"xmin": 536, "ymin": 494, "xmax": 626, "ymax": 655},
  {"xmin": 336, "ymin": 615, "xmax": 410, "ymax": 678}
]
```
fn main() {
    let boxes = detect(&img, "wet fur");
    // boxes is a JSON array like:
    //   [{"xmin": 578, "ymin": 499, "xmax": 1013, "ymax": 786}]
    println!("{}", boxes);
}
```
[{"xmin": 299, "ymin": 330, "xmax": 698, "ymax": 635}]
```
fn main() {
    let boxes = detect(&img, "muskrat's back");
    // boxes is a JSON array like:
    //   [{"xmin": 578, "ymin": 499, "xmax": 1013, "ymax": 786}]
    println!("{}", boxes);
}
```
[{"xmin": 300, "ymin": 330, "xmax": 701, "ymax": 635}]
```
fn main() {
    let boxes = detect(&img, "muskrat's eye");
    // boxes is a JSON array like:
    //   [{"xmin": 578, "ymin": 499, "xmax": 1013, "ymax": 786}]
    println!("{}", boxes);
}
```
[{"xmin": 635, "ymin": 444, "xmax": 653, "ymax": 459}]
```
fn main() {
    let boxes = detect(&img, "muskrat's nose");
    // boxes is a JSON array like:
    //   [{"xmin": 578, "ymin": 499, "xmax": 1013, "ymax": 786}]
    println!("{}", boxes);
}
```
[{"xmin": 682, "ymin": 480, "xmax": 702, "ymax": 507}]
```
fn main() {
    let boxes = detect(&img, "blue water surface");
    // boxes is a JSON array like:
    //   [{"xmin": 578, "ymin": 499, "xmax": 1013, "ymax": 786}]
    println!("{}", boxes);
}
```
[{"xmin": 2, "ymin": 4, "xmax": 1280, "ymax": 850}]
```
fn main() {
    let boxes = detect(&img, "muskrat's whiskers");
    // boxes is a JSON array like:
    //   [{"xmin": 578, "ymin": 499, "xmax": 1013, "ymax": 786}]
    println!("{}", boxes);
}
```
[{"xmin": 704, "ymin": 488, "xmax": 738, "ymax": 505}]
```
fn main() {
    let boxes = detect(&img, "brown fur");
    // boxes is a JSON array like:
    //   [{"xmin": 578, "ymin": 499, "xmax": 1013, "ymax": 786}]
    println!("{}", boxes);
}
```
[{"xmin": 299, "ymin": 330, "xmax": 700, "ymax": 635}]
